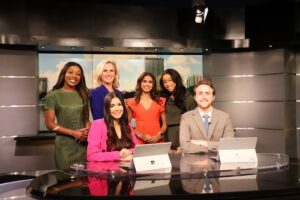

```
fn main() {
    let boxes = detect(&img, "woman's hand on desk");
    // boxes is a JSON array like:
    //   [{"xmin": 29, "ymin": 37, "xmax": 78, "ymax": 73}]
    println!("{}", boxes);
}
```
[
  {"xmin": 119, "ymin": 148, "xmax": 132, "ymax": 159},
  {"xmin": 120, "ymin": 154, "xmax": 133, "ymax": 161}
]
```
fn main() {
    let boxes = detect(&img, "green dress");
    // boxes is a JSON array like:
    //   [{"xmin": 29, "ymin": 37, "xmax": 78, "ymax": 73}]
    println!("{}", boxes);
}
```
[
  {"xmin": 165, "ymin": 92, "xmax": 197, "ymax": 149},
  {"xmin": 45, "ymin": 89, "xmax": 87, "ymax": 170}
]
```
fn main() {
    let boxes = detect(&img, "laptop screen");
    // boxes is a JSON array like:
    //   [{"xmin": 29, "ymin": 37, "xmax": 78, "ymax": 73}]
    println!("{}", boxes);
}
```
[{"xmin": 219, "ymin": 137, "xmax": 257, "ymax": 150}]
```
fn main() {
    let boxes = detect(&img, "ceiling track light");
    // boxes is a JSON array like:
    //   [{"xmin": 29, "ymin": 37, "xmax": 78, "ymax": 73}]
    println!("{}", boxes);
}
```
[{"xmin": 192, "ymin": 0, "xmax": 208, "ymax": 24}]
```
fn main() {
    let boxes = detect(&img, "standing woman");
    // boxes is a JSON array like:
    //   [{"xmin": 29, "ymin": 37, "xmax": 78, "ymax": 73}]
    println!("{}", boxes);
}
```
[
  {"xmin": 45, "ymin": 62, "xmax": 90, "ymax": 170},
  {"xmin": 160, "ymin": 69, "xmax": 197, "ymax": 150},
  {"xmin": 90, "ymin": 60, "xmax": 123, "ymax": 120},
  {"xmin": 87, "ymin": 92, "xmax": 137, "ymax": 161},
  {"xmin": 126, "ymin": 72, "xmax": 167, "ymax": 144}
]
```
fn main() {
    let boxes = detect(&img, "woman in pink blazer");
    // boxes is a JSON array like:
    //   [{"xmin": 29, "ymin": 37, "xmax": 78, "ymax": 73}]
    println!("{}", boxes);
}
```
[{"xmin": 87, "ymin": 92, "xmax": 137, "ymax": 161}]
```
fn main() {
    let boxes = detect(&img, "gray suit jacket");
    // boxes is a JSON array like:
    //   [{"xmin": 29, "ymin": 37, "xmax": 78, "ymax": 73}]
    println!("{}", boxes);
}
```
[{"xmin": 179, "ymin": 107, "xmax": 235, "ymax": 153}]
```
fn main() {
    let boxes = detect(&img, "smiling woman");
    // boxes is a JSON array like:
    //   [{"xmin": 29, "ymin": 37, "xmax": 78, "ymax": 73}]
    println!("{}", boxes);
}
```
[
  {"xmin": 44, "ymin": 62, "xmax": 90, "ymax": 170},
  {"xmin": 87, "ymin": 92, "xmax": 138, "ymax": 162},
  {"xmin": 38, "ymin": 53, "xmax": 203, "ymax": 133},
  {"xmin": 126, "ymin": 72, "xmax": 167, "ymax": 144},
  {"xmin": 90, "ymin": 60, "xmax": 124, "ymax": 120},
  {"xmin": 159, "ymin": 69, "xmax": 197, "ymax": 150}
]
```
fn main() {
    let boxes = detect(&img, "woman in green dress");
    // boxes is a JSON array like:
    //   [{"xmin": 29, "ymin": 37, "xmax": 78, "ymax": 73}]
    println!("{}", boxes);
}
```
[
  {"xmin": 160, "ymin": 69, "xmax": 197, "ymax": 150},
  {"xmin": 45, "ymin": 62, "xmax": 90, "ymax": 170}
]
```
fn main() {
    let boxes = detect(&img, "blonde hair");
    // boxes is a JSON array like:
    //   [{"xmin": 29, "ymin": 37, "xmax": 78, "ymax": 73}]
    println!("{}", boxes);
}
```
[{"xmin": 94, "ymin": 60, "xmax": 120, "ymax": 88}]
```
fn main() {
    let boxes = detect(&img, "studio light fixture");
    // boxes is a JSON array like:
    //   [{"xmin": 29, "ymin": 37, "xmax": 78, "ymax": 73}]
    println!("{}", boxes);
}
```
[{"xmin": 193, "ymin": 0, "xmax": 208, "ymax": 24}]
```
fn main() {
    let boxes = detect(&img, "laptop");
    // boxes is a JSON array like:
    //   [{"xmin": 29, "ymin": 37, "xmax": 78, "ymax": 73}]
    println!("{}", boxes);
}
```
[
  {"xmin": 218, "ymin": 137, "xmax": 258, "ymax": 164},
  {"xmin": 122, "ymin": 142, "xmax": 172, "ymax": 173},
  {"xmin": 134, "ymin": 142, "xmax": 172, "ymax": 157}
]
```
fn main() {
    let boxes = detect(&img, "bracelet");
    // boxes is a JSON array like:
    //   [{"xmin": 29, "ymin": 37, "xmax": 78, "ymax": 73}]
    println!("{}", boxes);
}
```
[
  {"xmin": 52, "ymin": 126, "xmax": 60, "ymax": 131},
  {"xmin": 158, "ymin": 131, "xmax": 164, "ymax": 137}
]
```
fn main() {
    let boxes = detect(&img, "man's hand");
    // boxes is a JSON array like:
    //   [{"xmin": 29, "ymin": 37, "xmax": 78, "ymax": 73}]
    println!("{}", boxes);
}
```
[{"xmin": 191, "ymin": 139, "xmax": 208, "ymax": 147}]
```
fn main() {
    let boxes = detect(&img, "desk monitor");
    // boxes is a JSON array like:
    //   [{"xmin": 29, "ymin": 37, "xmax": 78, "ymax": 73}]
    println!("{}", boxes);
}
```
[
  {"xmin": 218, "ymin": 137, "xmax": 258, "ymax": 164},
  {"xmin": 133, "ymin": 142, "xmax": 172, "ymax": 173}
]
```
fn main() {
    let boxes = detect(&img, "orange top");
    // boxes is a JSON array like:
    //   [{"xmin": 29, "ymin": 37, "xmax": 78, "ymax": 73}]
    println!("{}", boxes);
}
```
[{"xmin": 126, "ymin": 97, "xmax": 166, "ymax": 144}]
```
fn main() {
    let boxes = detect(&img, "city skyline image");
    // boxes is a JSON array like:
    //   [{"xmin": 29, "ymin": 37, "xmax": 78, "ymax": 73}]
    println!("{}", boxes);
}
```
[{"xmin": 39, "ymin": 53, "xmax": 203, "ymax": 93}]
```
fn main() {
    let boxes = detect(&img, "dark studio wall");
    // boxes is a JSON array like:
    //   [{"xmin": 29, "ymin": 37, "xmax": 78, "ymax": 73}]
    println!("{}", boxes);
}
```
[
  {"xmin": 0, "ymin": 0, "xmax": 298, "ymax": 49},
  {"xmin": 0, "ymin": 0, "xmax": 249, "ymax": 48}
]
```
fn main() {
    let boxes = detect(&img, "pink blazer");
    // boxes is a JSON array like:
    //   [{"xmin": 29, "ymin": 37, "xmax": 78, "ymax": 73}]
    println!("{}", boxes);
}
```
[{"xmin": 87, "ymin": 119, "xmax": 137, "ymax": 162}]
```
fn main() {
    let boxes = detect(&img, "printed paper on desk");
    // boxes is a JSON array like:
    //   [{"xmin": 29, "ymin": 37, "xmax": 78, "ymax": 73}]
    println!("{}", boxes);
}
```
[
  {"xmin": 218, "ymin": 137, "xmax": 258, "ymax": 164},
  {"xmin": 133, "ymin": 142, "xmax": 172, "ymax": 173}
]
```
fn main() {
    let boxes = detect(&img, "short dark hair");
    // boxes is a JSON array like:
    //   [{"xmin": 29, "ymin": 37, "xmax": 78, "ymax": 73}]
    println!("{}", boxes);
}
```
[{"xmin": 193, "ymin": 80, "xmax": 216, "ymax": 96}]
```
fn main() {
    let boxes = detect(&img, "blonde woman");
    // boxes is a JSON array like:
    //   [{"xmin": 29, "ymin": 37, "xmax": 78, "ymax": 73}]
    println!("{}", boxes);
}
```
[{"xmin": 90, "ymin": 60, "xmax": 123, "ymax": 120}]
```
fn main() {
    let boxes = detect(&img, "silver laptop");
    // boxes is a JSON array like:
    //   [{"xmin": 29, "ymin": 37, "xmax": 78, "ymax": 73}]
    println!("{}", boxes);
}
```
[
  {"xmin": 121, "ymin": 142, "xmax": 172, "ymax": 172},
  {"xmin": 134, "ymin": 142, "xmax": 172, "ymax": 157},
  {"xmin": 219, "ymin": 137, "xmax": 257, "ymax": 150},
  {"xmin": 218, "ymin": 137, "xmax": 258, "ymax": 164}
]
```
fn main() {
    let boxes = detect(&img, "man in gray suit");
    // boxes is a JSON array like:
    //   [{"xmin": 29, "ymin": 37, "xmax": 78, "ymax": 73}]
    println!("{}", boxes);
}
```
[{"xmin": 180, "ymin": 80, "xmax": 235, "ymax": 153}]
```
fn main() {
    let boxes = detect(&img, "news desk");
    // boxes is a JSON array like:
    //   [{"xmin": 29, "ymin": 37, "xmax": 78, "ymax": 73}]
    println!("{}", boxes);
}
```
[{"xmin": 27, "ymin": 153, "xmax": 300, "ymax": 200}]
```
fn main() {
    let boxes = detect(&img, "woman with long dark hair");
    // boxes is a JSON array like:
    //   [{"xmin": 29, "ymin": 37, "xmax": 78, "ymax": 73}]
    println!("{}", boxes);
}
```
[
  {"xmin": 45, "ymin": 61, "xmax": 90, "ymax": 170},
  {"xmin": 87, "ymin": 92, "xmax": 137, "ymax": 161},
  {"xmin": 126, "ymin": 72, "xmax": 167, "ymax": 144},
  {"xmin": 160, "ymin": 69, "xmax": 196, "ymax": 150}
]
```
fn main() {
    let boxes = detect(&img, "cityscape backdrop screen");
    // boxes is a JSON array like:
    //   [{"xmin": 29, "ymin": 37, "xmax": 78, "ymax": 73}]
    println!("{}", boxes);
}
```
[{"xmin": 38, "ymin": 53, "xmax": 203, "ymax": 131}]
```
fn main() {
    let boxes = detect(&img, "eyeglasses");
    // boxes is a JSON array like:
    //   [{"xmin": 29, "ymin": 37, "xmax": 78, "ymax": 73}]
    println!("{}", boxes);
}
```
[{"xmin": 196, "ymin": 91, "xmax": 212, "ymax": 96}]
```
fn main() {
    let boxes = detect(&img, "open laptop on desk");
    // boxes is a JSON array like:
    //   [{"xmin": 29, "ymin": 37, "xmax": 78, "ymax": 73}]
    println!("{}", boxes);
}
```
[
  {"xmin": 121, "ymin": 142, "xmax": 172, "ymax": 173},
  {"xmin": 218, "ymin": 137, "xmax": 258, "ymax": 165}
]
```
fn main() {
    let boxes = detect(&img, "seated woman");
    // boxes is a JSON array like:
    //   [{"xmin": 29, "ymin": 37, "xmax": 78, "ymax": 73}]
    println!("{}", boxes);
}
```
[
  {"xmin": 87, "ymin": 92, "xmax": 137, "ymax": 162},
  {"xmin": 126, "ymin": 72, "xmax": 167, "ymax": 144}
]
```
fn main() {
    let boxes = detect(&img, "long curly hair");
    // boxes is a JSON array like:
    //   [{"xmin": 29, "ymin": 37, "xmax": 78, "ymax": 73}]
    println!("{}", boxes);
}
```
[
  {"xmin": 52, "ymin": 62, "xmax": 89, "ymax": 122},
  {"xmin": 134, "ymin": 72, "xmax": 160, "ymax": 104},
  {"xmin": 104, "ymin": 92, "xmax": 135, "ymax": 151},
  {"xmin": 160, "ymin": 69, "xmax": 187, "ymax": 113}
]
